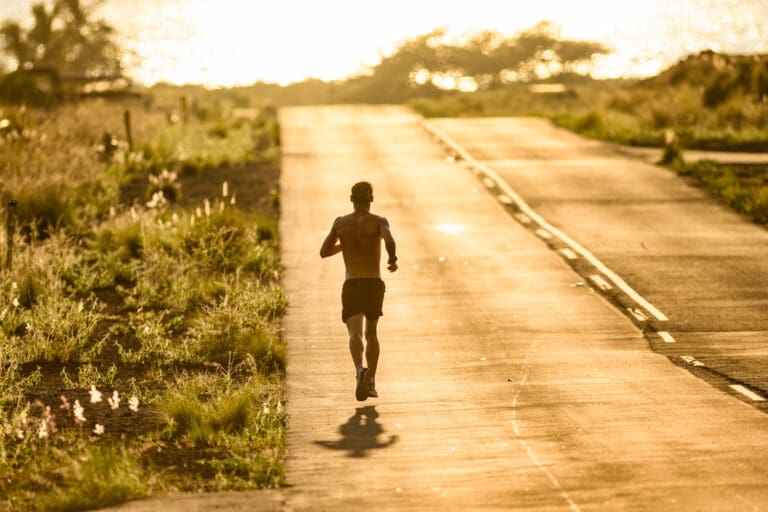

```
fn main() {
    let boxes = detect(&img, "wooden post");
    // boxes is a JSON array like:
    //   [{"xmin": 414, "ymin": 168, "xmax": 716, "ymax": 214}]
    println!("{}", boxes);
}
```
[
  {"xmin": 5, "ymin": 200, "xmax": 16, "ymax": 270},
  {"xmin": 180, "ymin": 96, "xmax": 189, "ymax": 124},
  {"xmin": 123, "ymin": 110, "xmax": 133, "ymax": 153}
]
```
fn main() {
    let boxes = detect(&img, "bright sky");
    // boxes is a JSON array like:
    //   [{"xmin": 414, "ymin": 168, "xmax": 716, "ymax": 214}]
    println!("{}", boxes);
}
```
[{"xmin": 2, "ymin": 0, "xmax": 767, "ymax": 86}]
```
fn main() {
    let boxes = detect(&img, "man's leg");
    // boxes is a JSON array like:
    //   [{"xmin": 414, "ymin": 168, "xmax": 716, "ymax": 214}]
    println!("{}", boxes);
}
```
[
  {"xmin": 345, "ymin": 313, "xmax": 365, "ymax": 373},
  {"xmin": 364, "ymin": 317, "xmax": 380, "ymax": 386}
]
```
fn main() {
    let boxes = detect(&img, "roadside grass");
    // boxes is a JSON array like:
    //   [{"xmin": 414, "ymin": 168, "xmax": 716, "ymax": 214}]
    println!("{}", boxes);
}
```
[
  {"xmin": 409, "ymin": 81, "xmax": 768, "ymax": 151},
  {"xmin": 666, "ymin": 159, "xmax": 768, "ymax": 225},
  {"xmin": 0, "ymin": 92, "xmax": 285, "ymax": 510}
]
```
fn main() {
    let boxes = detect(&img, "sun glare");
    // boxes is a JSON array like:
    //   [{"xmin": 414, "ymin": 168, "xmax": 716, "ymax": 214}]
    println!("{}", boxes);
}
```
[{"xmin": 76, "ymin": 0, "xmax": 768, "ymax": 86}]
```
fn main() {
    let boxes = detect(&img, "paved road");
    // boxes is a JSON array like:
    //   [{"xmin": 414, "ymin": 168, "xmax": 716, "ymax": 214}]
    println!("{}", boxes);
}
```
[
  {"xmin": 429, "ymin": 117, "xmax": 768, "ymax": 402},
  {"xmin": 278, "ymin": 106, "xmax": 768, "ymax": 511}
]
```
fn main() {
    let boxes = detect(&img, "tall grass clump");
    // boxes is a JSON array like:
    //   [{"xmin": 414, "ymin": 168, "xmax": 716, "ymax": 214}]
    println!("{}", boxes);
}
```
[{"xmin": 1, "ymin": 91, "xmax": 285, "ymax": 509}]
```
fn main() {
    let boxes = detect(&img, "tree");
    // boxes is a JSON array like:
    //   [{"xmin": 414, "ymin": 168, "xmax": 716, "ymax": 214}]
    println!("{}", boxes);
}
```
[{"xmin": 0, "ymin": 0, "xmax": 122, "ymax": 77}]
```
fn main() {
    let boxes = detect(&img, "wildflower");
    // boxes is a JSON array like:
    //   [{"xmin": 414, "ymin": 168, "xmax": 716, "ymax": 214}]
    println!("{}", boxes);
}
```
[
  {"xmin": 146, "ymin": 191, "xmax": 167, "ymax": 209},
  {"xmin": 12, "ymin": 297, "xmax": 19, "ymax": 308},
  {"xmin": 128, "ymin": 396, "xmax": 139, "ymax": 412},
  {"xmin": 25, "ymin": 322, "xmax": 32, "ymax": 332},
  {"xmin": 109, "ymin": 206, "xmax": 116, "ymax": 217},
  {"xmin": 196, "ymin": 207, "xmax": 202, "ymax": 218},
  {"xmin": 203, "ymin": 198, "xmax": 211, "ymax": 217},
  {"xmin": 171, "ymin": 213, "xmax": 179, "ymax": 224},
  {"xmin": 78, "ymin": 302, "xmax": 84, "ymax": 313},
  {"xmin": 60, "ymin": 395, "xmax": 70, "ymax": 411},
  {"xmin": 230, "ymin": 194, "xmax": 236, "ymax": 206},
  {"xmin": 93, "ymin": 424, "xmax": 105, "ymax": 435},
  {"xmin": 16, "ymin": 429, "xmax": 24, "ymax": 439},
  {"xmin": 38, "ymin": 419, "xmax": 48, "ymax": 439},
  {"xmin": 11, "ymin": 282, "xmax": 17, "ymax": 290},
  {"xmin": 263, "ymin": 402, "xmax": 270, "ymax": 415},
  {"xmin": 0, "ymin": 308, "xmax": 7, "ymax": 320},
  {"xmin": 222, "ymin": 181, "xmax": 229, "ymax": 198},
  {"xmin": 143, "ymin": 325, "xmax": 150, "ymax": 335},
  {"xmin": 108, "ymin": 390, "xmax": 120, "ymax": 410},
  {"xmin": 89, "ymin": 385, "xmax": 103, "ymax": 404},
  {"xmin": 43, "ymin": 405, "xmax": 57, "ymax": 434},
  {"xmin": 73, "ymin": 400, "xmax": 86, "ymax": 424}
]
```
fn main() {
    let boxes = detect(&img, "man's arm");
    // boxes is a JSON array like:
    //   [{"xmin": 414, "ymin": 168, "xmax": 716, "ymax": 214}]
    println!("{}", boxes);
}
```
[
  {"xmin": 320, "ymin": 218, "xmax": 343, "ymax": 258},
  {"xmin": 380, "ymin": 217, "xmax": 398, "ymax": 272}
]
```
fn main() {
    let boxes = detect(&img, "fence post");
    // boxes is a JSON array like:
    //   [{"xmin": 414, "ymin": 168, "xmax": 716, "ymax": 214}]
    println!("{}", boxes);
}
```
[
  {"xmin": 5, "ymin": 200, "xmax": 16, "ymax": 270},
  {"xmin": 180, "ymin": 96, "xmax": 189, "ymax": 124},
  {"xmin": 123, "ymin": 110, "xmax": 133, "ymax": 153}
]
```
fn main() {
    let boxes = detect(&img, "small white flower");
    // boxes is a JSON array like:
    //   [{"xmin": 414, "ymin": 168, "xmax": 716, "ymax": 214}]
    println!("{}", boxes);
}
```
[
  {"xmin": 203, "ymin": 198, "xmax": 211, "ymax": 218},
  {"xmin": 16, "ymin": 429, "xmax": 24, "ymax": 439},
  {"xmin": 262, "ymin": 403, "xmax": 270, "ymax": 415},
  {"xmin": 89, "ymin": 385, "xmax": 102, "ymax": 404},
  {"xmin": 38, "ymin": 420, "xmax": 48, "ymax": 439},
  {"xmin": 25, "ymin": 322, "xmax": 32, "ymax": 332},
  {"xmin": 93, "ymin": 424, "xmax": 105, "ymax": 435},
  {"xmin": 230, "ymin": 194, "xmax": 236, "ymax": 206},
  {"xmin": 143, "ymin": 325, "xmax": 150, "ymax": 335},
  {"xmin": 11, "ymin": 282, "xmax": 17, "ymax": 290},
  {"xmin": 195, "ymin": 207, "xmax": 202, "ymax": 218},
  {"xmin": 0, "ymin": 308, "xmax": 7, "ymax": 321},
  {"xmin": 222, "ymin": 181, "xmax": 229, "ymax": 198},
  {"xmin": 108, "ymin": 390, "xmax": 120, "ymax": 410},
  {"xmin": 77, "ymin": 302, "xmax": 84, "ymax": 313},
  {"xmin": 12, "ymin": 297, "xmax": 19, "ymax": 308},
  {"xmin": 73, "ymin": 400, "xmax": 86, "ymax": 423},
  {"xmin": 128, "ymin": 396, "xmax": 139, "ymax": 412}
]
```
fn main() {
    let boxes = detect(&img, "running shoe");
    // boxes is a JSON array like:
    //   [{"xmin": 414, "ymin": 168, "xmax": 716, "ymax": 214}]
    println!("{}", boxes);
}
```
[{"xmin": 355, "ymin": 368, "xmax": 370, "ymax": 401}]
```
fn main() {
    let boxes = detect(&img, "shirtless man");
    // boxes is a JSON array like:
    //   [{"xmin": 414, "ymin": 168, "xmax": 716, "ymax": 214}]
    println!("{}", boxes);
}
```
[{"xmin": 320, "ymin": 181, "xmax": 398, "ymax": 401}]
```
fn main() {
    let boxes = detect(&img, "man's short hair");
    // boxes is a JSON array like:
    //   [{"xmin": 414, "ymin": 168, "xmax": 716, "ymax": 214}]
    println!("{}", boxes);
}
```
[{"xmin": 351, "ymin": 181, "xmax": 373, "ymax": 204}]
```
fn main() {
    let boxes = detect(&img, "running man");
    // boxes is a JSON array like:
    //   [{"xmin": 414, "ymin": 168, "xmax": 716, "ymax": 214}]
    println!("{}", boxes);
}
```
[{"xmin": 320, "ymin": 181, "xmax": 398, "ymax": 401}]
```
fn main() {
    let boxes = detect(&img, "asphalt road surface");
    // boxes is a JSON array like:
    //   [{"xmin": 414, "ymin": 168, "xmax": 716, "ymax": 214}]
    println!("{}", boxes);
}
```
[
  {"xmin": 429, "ymin": 117, "xmax": 768, "ymax": 403},
  {"xmin": 278, "ymin": 106, "xmax": 768, "ymax": 511}
]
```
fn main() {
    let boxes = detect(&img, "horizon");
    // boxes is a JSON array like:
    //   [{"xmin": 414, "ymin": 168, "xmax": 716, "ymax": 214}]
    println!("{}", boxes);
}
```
[{"xmin": 1, "ymin": 0, "xmax": 767, "ymax": 87}]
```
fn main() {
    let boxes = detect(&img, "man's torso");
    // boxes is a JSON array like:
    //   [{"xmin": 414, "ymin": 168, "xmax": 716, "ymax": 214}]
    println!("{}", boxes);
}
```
[{"xmin": 335, "ymin": 212, "xmax": 383, "ymax": 280}]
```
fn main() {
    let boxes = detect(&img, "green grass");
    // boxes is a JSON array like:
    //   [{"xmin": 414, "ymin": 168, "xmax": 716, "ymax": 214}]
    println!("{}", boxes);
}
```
[
  {"xmin": 409, "ymin": 81, "xmax": 768, "ymax": 151},
  {"xmin": 668, "ymin": 160, "xmax": 768, "ymax": 225},
  {"xmin": 0, "ymin": 92, "xmax": 286, "ymax": 511}
]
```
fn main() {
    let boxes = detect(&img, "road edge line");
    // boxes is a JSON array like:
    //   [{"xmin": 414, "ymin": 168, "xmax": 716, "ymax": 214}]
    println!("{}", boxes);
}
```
[{"xmin": 423, "ymin": 120, "xmax": 669, "ymax": 322}]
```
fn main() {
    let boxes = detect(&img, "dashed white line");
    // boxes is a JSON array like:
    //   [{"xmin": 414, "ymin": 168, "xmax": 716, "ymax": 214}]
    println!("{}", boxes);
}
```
[
  {"xmin": 515, "ymin": 213, "xmax": 532, "ymax": 224},
  {"xmin": 560, "ymin": 248, "xmax": 578, "ymax": 260},
  {"xmin": 730, "ymin": 384, "xmax": 766, "ymax": 402},
  {"xmin": 681, "ymin": 355, "xmax": 705, "ymax": 367},
  {"xmin": 536, "ymin": 228, "xmax": 552, "ymax": 240},
  {"xmin": 589, "ymin": 274, "xmax": 613, "ymax": 291},
  {"xmin": 657, "ymin": 331, "xmax": 676, "ymax": 343},
  {"xmin": 423, "ymin": 121, "xmax": 669, "ymax": 323}
]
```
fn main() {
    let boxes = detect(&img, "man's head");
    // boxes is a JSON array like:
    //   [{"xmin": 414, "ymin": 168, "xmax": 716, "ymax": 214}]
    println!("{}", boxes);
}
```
[{"xmin": 350, "ymin": 181, "xmax": 374, "ymax": 206}]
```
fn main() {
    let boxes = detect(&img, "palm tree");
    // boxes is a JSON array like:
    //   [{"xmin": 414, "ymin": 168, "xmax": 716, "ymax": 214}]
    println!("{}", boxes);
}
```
[{"xmin": 0, "ymin": 0, "xmax": 122, "ymax": 77}]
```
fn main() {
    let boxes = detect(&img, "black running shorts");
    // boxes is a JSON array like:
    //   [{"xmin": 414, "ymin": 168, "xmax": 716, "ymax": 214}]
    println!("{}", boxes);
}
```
[{"xmin": 341, "ymin": 278, "xmax": 385, "ymax": 323}]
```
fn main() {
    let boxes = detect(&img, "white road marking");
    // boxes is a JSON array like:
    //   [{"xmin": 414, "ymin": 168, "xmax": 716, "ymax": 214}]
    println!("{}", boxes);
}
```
[
  {"xmin": 657, "ymin": 331, "xmax": 676, "ymax": 343},
  {"xmin": 627, "ymin": 308, "xmax": 647, "ymax": 322},
  {"xmin": 515, "ymin": 213, "xmax": 532, "ymax": 224},
  {"xmin": 498, "ymin": 194, "xmax": 513, "ymax": 205},
  {"xmin": 589, "ymin": 274, "xmax": 613, "ymax": 291},
  {"xmin": 423, "ymin": 122, "xmax": 669, "ymax": 322},
  {"xmin": 560, "ymin": 248, "xmax": 578, "ymax": 260},
  {"xmin": 730, "ymin": 384, "xmax": 766, "ymax": 402},
  {"xmin": 536, "ymin": 228, "xmax": 552, "ymax": 240},
  {"xmin": 681, "ymin": 355, "xmax": 705, "ymax": 367}
]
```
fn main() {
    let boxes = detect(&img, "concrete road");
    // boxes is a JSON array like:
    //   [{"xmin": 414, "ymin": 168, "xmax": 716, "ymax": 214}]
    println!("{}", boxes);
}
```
[
  {"xmin": 279, "ymin": 106, "xmax": 768, "ymax": 511},
  {"xmin": 429, "ymin": 117, "xmax": 768, "ymax": 403}
]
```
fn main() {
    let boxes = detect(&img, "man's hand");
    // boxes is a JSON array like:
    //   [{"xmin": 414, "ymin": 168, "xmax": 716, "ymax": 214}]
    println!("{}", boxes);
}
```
[{"xmin": 387, "ymin": 257, "xmax": 398, "ymax": 273}]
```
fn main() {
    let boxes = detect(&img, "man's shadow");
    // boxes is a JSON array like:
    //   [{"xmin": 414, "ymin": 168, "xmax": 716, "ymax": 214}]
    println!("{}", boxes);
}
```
[{"xmin": 314, "ymin": 406, "xmax": 398, "ymax": 458}]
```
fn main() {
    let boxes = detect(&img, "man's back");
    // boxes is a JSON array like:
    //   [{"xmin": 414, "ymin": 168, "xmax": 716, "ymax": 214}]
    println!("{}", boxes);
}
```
[{"xmin": 334, "ymin": 211, "xmax": 383, "ymax": 280}]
